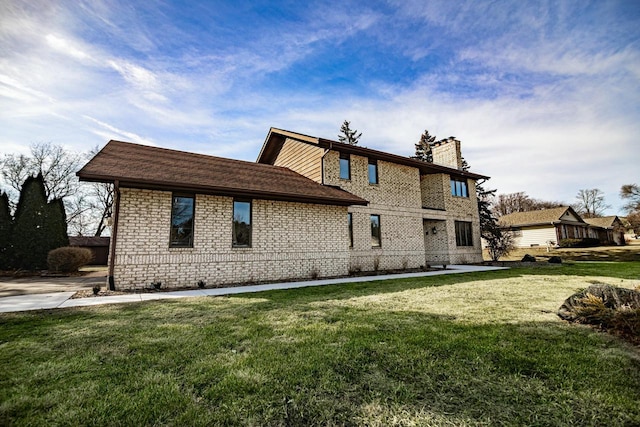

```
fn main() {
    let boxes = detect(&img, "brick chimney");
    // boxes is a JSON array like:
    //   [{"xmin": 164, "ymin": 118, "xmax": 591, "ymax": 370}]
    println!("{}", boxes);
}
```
[{"xmin": 432, "ymin": 137, "xmax": 463, "ymax": 170}]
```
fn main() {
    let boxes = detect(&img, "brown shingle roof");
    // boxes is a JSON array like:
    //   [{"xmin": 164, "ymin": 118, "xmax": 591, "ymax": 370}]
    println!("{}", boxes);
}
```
[
  {"xmin": 77, "ymin": 140, "xmax": 367, "ymax": 206},
  {"xmin": 498, "ymin": 206, "xmax": 583, "ymax": 227},
  {"xmin": 258, "ymin": 128, "xmax": 489, "ymax": 181},
  {"xmin": 583, "ymin": 216, "xmax": 620, "ymax": 228}
]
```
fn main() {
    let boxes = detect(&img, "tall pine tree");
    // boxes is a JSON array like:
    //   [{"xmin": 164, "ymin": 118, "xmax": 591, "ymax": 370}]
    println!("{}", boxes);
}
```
[
  {"xmin": 0, "ymin": 192, "xmax": 13, "ymax": 269},
  {"xmin": 338, "ymin": 120, "xmax": 362, "ymax": 145},
  {"xmin": 412, "ymin": 130, "xmax": 436, "ymax": 162},
  {"xmin": 12, "ymin": 173, "xmax": 68, "ymax": 270}
]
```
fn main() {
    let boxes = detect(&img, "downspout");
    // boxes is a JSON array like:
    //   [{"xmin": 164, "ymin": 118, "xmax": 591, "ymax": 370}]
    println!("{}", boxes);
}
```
[{"xmin": 107, "ymin": 180, "xmax": 121, "ymax": 291}]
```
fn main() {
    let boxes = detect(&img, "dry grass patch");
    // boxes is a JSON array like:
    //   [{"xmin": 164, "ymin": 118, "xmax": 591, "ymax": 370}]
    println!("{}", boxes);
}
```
[{"xmin": 320, "ymin": 274, "xmax": 639, "ymax": 324}]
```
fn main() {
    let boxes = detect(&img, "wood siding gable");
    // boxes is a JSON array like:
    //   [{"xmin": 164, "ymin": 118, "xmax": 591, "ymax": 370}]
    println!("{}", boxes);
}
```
[{"xmin": 273, "ymin": 138, "xmax": 324, "ymax": 183}]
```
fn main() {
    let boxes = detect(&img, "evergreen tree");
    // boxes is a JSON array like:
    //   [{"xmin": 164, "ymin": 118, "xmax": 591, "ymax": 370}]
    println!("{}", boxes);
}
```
[
  {"xmin": 48, "ymin": 197, "xmax": 69, "ymax": 251},
  {"xmin": 338, "ymin": 120, "xmax": 362, "ymax": 145},
  {"xmin": 412, "ymin": 130, "xmax": 436, "ymax": 162},
  {"xmin": 0, "ymin": 192, "xmax": 13, "ymax": 269},
  {"xmin": 12, "ymin": 174, "xmax": 68, "ymax": 270}
]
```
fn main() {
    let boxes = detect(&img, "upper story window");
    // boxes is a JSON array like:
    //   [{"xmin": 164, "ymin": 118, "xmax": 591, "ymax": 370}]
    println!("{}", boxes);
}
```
[
  {"xmin": 370, "ymin": 214, "xmax": 381, "ymax": 247},
  {"xmin": 339, "ymin": 153, "xmax": 351, "ymax": 180},
  {"xmin": 232, "ymin": 199, "xmax": 252, "ymax": 248},
  {"xmin": 455, "ymin": 221, "xmax": 473, "ymax": 246},
  {"xmin": 368, "ymin": 159, "xmax": 378, "ymax": 184},
  {"xmin": 347, "ymin": 213, "xmax": 353, "ymax": 248},
  {"xmin": 170, "ymin": 194, "xmax": 195, "ymax": 248},
  {"xmin": 450, "ymin": 177, "xmax": 468, "ymax": 197}
]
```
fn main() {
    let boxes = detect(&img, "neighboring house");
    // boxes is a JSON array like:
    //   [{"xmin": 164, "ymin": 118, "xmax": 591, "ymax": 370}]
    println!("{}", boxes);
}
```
[
  {"xmin": 583, "ymin": 216, "xmax": 626, "ymax": 245},
  {"xmin": 498, "ymin": 207, "xmax": 624, "ymax": 248},
  {"xmin": 68, "ymin": 236, "xmax": 110, "ymax": 265},
  {"xmin": 77, "ymin": 128, "xmax": 487, "ymax": 290}
]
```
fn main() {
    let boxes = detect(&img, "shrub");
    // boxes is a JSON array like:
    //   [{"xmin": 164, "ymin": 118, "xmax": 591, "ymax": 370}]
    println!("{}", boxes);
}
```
[
  {"xmin": 558, "ymin": 238, "xmax": 600, "ymax": 248},
  {"xmin": 47, "ymin": 247, "xmax": 94, "ymax": 273}
]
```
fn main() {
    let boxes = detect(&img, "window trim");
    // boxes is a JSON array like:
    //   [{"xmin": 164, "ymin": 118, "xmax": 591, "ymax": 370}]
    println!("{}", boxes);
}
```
[
  {"xmin": 232, "ymin": 199, "xmax": 252, "ymax": 248},
  {"xmin": 370, "ymin": 214, "xmax": 381, "ymax": 248},
  {"xmin": 450, "ymin": 176, "xmax": 469, "ymax": 197},
  {"xmin": 169, "ymin": 193, "xmax": 195, "ymax": 248},
  {"xmin": 455, "ymin": 220, "xmax": 473, "ymax": 247},
  {"xmin": 339, "ymin": 153, "xmax": 351, "ymax": 180},
  {"xmin": 368, "ymin": 158, "xmax": 378, "ymax": 185}
]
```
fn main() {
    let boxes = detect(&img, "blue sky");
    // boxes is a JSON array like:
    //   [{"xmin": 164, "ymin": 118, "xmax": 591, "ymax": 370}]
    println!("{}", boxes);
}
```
[{"xmin": 1, "ymin": 0, "xmax": 639, "ymax": 214}]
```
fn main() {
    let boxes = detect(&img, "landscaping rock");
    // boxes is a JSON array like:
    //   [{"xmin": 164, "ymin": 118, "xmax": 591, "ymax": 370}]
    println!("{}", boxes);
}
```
[
  {"xmin": 557, "ymin": 284, "xmax": 640, "ymax": 321},
  {"xmin": 521, "ymin": 254, "xmax": 536, "ymax": 262},
  {"xmin": 548, "ymin": 256, "xmax": 562, "ymax": 264}
]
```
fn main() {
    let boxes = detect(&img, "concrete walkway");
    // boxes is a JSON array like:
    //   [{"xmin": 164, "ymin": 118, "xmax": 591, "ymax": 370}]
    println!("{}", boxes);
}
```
[{"xmin": 0, "ymin": 265, "xmax": 507, "ymax": 313}]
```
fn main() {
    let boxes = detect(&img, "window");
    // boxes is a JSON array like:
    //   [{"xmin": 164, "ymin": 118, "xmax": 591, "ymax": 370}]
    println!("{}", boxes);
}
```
[
  {"xmin": 368, "ymin": 159, "xmax": 378, "ymax": 184},
  {"xmin": 370, "ymin": 214, "xmax": 381, "ymax": 247},
  {"xmin": 339, "ymin": 153, "xmax": 351, "ymax": 180},
  {"xmin": 347, "ymin": 213, "xmax": 353, "ymax": 248},
  {"xmin": 450, "ymin": 177, "xmax": 468, "ymax": 197},
  {"xmin": 232, "ymin": 200, "xmax": 252, "ymax": 248},
  {"xmin": 170, "ymin": 194, "xmax": 194, "ymax": 247},
  {"xmin": 455, "ymin": 221, "xmax": 473, "ymax": 246}
]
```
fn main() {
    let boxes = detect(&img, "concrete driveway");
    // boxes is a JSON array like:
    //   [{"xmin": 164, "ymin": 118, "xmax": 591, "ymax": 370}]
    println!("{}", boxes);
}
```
[{"xmin": 0, "ymin": 271, "xmax": 107, "ymax": 298}]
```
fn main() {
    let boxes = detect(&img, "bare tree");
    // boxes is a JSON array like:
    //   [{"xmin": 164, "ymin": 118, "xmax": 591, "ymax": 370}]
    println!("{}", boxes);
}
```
[
  {"xmin": 1, "ymin": 142, "xmax": 82, "ymax": 205},
  {"xmin": 485, "ymin": 229, "xmax": 515, "ymax": 262},
  {"xmin": 0, "ymin": 143, "xmax": 112, "ymax": 236},
  {"xmin": 620, "ymin": 184, "xmax": 640, "ymax": 213},
  {"xmin": 572, "ymin": 188, "xmax": 610, "ymax": 218},
  {"xmin": 493, "ymin": 192, "xmax": 565, "ymax": 217},
  {"xmin": 626, "ymin": 211, "xmax": 640, "ymax": 236}
]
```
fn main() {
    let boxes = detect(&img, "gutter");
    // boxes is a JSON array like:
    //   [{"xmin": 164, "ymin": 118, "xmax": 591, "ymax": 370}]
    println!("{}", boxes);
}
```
[{"xmin": 107, "ymin": 180, "xmax": 120, "ymax": 291}]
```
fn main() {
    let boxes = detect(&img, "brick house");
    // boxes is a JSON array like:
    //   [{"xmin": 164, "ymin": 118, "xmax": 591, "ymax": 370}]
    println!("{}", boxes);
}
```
[{"xmin": 78, "ymin": 128, "xmax": 487, "ymax": 290}]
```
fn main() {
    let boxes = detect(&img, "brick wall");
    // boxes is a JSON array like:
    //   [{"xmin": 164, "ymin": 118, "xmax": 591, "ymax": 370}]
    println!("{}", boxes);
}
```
[
  {"xmin": 432, "ymin": 138, "xmax": 462, "ymax": 169},
  {"xmin": 323, "ymin": 150, "xmax": 483, "ymax": 267},
  {"xmin": 420, "ymin": 174, "xmax": 446, "ymax": 210},
  {"xmin": 442, "ymin": 178, "xmax": 483, "ymax": 263},
  {"xmin": 112, "ymin": 188, "xmax": 350, "ymax": 290},
  {"xmin": 323, "ymin": 151, "xmax": 427, "ymax": 270}
]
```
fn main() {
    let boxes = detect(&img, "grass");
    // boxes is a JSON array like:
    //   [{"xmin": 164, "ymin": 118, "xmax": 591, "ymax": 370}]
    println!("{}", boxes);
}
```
[
  {"xmin": 488, "ymin": 239, "xmax": 640, "ymax": 262},
  {"xmin": 1, "ymin": 262, "xmax": 640, "ymax": 426}
]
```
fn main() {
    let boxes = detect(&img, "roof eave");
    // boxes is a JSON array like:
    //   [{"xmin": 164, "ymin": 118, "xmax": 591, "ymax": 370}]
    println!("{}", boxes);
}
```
[{"xmin": 77, "ymin": 173, "xmax": 367, "ymax": 206}]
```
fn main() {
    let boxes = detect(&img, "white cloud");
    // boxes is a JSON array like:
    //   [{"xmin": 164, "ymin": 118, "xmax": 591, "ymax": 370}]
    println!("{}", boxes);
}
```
[
  {"xmin": 82, "ymin": 115, "xmax": 156, "ymax": 146},
  {"xmin": 45, "ymin": 34, "xmax": 92, "ymax": 61}
]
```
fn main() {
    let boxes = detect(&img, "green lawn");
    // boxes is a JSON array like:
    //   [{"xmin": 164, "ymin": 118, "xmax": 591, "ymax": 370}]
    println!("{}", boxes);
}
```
[{"xmin": 1, "ymin": 263, "xmax": 639, "ymax": 426}]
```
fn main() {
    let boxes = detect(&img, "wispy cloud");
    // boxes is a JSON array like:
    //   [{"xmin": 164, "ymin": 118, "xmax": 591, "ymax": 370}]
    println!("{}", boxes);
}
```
[
  {"xmin": 82, "ymin": 115, "xmax": 156, "ymax": 146},
  {"xmin": 0, "ymin": 0, "xmax": 637, "ymax": 213}
]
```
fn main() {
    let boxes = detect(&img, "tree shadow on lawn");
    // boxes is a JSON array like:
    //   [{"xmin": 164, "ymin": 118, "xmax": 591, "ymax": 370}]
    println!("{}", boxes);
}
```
[{"xmin": 1, "ymin": 302, "xmax": 639, "ymax": 426}]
